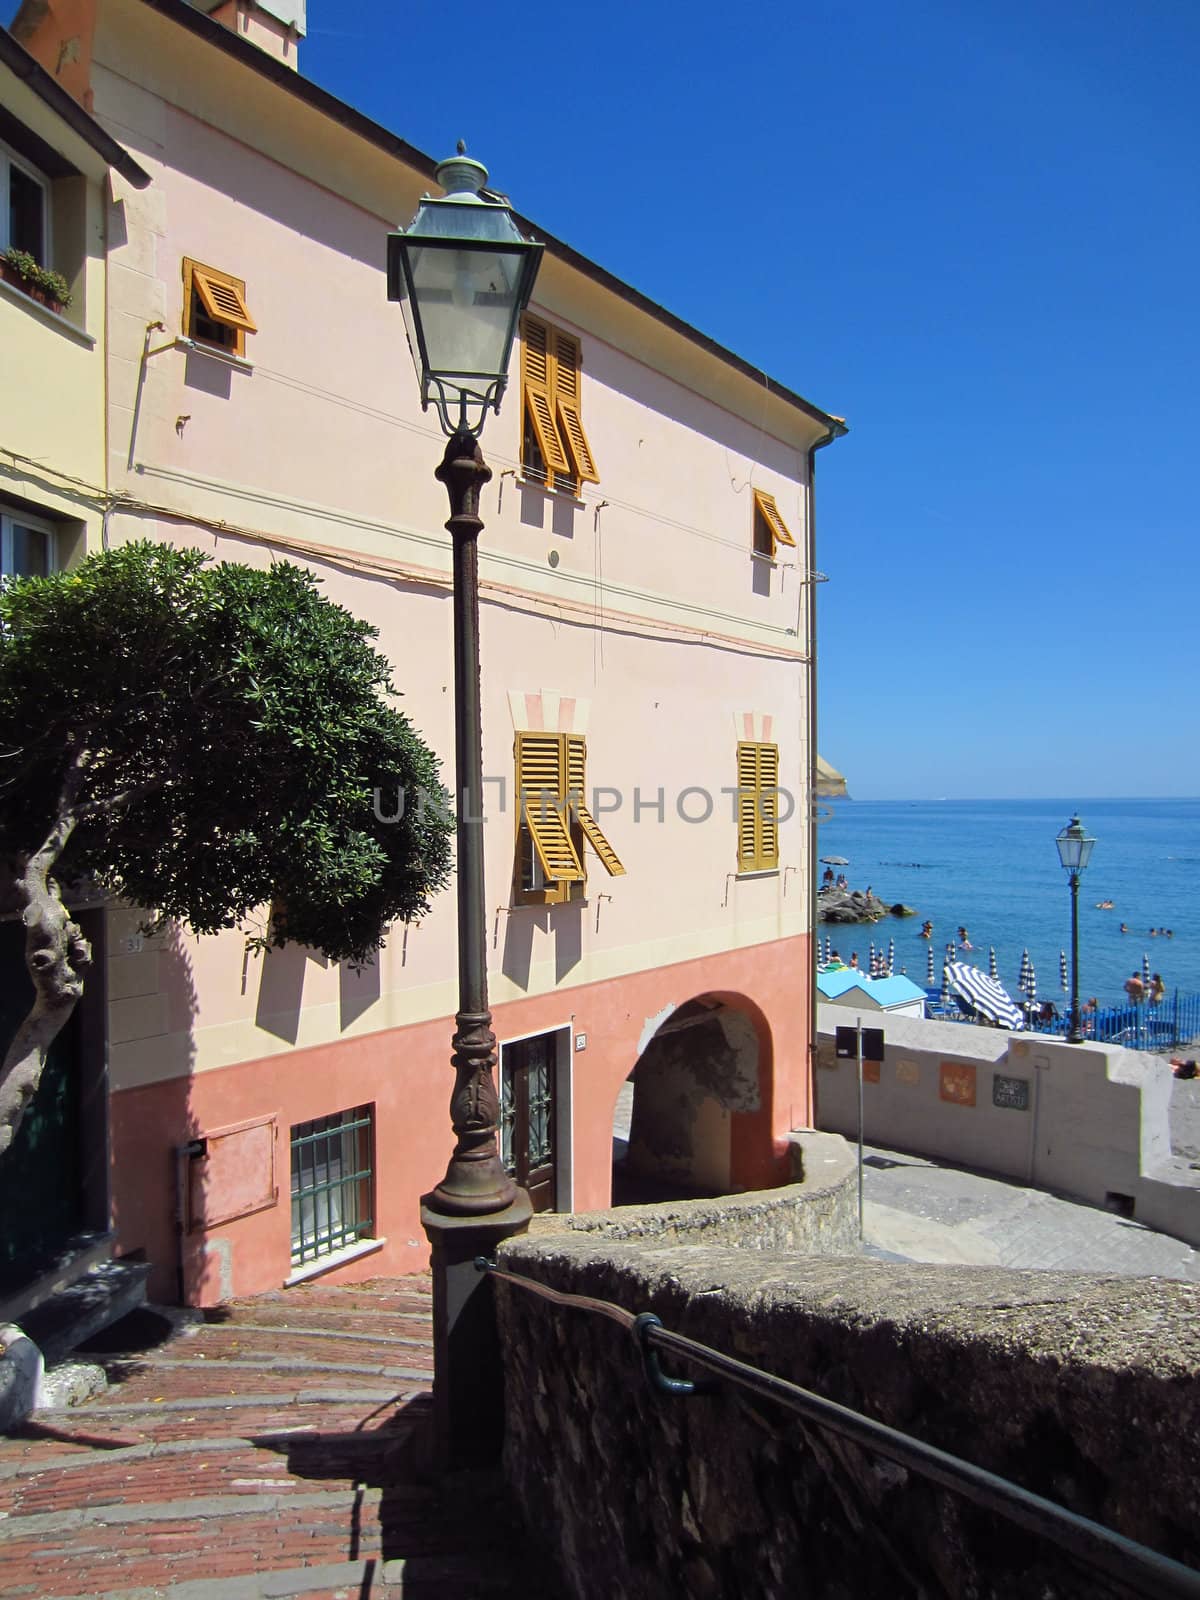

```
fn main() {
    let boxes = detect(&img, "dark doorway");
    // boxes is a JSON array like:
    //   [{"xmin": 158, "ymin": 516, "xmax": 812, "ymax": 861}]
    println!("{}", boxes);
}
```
[
  {"xmin": 0, "ymin": 918, "xmax": 85, "ymax": 1276},
  {"xmin": 500, "ymin": 1032, "xmax": 557, "ymax": 1212}
]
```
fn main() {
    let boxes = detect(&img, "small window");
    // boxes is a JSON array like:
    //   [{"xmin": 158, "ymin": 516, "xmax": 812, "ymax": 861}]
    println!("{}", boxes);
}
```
[
  {"xmin": 736, "ymin": 740, "xmax": 780, "ymax": 873},
  {"xmin": 520, "ymin": 315, "xmax": 599, "ymax": 495},
  {"xmin": 289, "ymin": 1105, "xmax": 374, "ymax": 1267},
  {"xmin": 183, "ymin": 257, "xmax": 257, "ymax": 357},
  {"xmin": 514, "ymin": 730, "xmax": 624, "ymax": 905},
  {"xmin": 0, "ymin": 506, "xmax": 55, "ymax": 581},
  {"xmin": 752, "ymin": 489, "xmax": 797, "ymax": 562}
]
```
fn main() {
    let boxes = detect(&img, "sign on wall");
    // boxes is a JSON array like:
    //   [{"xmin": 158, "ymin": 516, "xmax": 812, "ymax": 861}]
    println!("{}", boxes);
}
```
[
  {"xmin": 993, "ymin": 1074, "xmax": 1031, "ymax": 1111},
  {"xmin": 939, "ymin": 1061, "xmax": 976, "ymax": 1107}
]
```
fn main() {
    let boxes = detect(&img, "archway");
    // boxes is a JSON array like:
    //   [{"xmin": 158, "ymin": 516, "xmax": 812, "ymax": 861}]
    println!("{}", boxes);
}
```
[{"xmin": 611, "ymin": 992, "xmax": 775, "ymax": 1205}]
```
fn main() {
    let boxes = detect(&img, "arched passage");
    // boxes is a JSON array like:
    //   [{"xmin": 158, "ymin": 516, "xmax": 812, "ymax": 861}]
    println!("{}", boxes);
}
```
[{"xmin": 611, "ymin": 992, "xmax": 777, "ymax": 1204}]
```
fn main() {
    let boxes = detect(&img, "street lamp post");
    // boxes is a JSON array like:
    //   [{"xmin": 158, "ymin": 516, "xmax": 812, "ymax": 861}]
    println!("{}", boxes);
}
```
[
  {"xmin": 387, "ymin": 144, "xmax": 543, "ymax": 1467},
  {"xmin": 1055, "ymin": 815, "xmax": 1095, "ymax": 1044}
]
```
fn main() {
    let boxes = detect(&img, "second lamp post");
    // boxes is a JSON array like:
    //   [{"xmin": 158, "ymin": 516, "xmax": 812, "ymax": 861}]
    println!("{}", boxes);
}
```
[{"xmin": 1055, "ymin": 814, "xmax": 1095, "ymax": 1044}]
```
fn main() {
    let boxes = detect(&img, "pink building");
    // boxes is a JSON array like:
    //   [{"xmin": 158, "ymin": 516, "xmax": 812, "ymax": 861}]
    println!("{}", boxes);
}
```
[{"xmin": 10, "ymin": 0, "xmax": 846, "ymax": 1304}]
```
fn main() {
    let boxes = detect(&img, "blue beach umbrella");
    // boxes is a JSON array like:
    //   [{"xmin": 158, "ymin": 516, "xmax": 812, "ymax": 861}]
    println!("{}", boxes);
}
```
[
  {"xmin": 988, "ymin": 947, "xmax": 998, "ymax": 980},
  {"xmin": 945, "ymin": 963, "xmax": 1025, "ymax": 1030}
]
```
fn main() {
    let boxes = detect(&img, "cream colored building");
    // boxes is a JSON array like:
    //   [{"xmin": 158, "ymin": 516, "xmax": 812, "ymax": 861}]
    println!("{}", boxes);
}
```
[{"xmin": 9, "ymin": 0, "xmax": 847, "ymax": 1303}]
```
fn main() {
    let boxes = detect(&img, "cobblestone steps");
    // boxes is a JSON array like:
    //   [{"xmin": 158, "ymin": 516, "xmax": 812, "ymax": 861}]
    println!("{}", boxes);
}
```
[{"xmin": 0, "ymin": 1276, "xmax": 546, "ymax": 1599}]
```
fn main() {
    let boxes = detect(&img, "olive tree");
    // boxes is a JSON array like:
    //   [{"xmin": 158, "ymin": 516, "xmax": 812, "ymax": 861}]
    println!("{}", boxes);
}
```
[{"xmin": 0, "ymin": 541, "xmax": 453, "ymax": 1156}]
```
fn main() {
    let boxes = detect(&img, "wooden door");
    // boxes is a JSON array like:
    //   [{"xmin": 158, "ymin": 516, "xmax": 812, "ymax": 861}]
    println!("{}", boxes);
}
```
[{"xmin": 500, "ymin": 1033, "xmax": 557, "ymax": 1212}]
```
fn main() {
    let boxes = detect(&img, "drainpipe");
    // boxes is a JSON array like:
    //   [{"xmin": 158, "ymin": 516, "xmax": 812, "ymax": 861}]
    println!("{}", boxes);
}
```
[
  {"xmin": 174, "ymin": 1140, "xmax": 206, "ymax": 1305},
  {"xmin": 806, "ymin": 421, "xmax": 846, "ymax": 1127}
]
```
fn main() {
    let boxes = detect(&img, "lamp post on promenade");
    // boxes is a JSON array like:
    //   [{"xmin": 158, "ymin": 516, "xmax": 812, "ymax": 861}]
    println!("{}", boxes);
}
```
[
  {"xmin": 387, "ymin": 144, "xmax": 543, "ymax": 1467},
  {"xmin": 1055, "ymin": 815, "xmax": 1095, "ymax": 1044}
]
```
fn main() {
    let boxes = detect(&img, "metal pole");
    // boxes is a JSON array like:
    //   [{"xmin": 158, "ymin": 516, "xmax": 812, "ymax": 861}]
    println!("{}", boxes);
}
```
[
  {"xmin": 420, "ymin": 429, "xmax": 531, "ymax": 1471},
  {"xmin": 1067, "ymin": 870, "xmax": 1083, "ymax": 1043},
  {"xmin": 856, "ymin": 1014, "xmax": 864, "ymax": 1240}
]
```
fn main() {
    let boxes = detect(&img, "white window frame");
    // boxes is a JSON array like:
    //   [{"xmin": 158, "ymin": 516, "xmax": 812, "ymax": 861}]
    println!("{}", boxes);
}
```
[
  {"xmin": 0, "ymin": 138, "xmax": 51, "ymax": 262},
  {"xmin": 0, "ymin": 505, "xmax": 57, "ymax": 580}
]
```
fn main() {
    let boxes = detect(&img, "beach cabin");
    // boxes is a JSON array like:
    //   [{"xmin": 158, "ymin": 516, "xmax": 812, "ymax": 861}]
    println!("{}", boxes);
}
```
[{"xmin": 817, "ymin": 970, "xmax": 927, "ymax": 1018}]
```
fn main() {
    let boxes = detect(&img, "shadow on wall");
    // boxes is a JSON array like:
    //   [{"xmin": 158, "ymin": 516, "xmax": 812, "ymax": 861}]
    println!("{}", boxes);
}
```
[{"xmin": 501, "ymin": 903, "xmax": 584, "ymax": 992}]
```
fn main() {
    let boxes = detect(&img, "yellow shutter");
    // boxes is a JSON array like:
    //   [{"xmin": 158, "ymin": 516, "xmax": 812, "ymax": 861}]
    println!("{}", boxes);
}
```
[
  {"xmin": 757, "ymin": 742, "xmax": 780, "ymax": 869},
  {"xmin": 516, "ymin": 731, "xmax": 583, "ymax": 882},
  {"xmin": 566, "ymin": 735, "xmax": 625, "ymax": 876},
  {"xmin": 736, "ymin": 741, "xmax": 760, "ymax": 872},
  {"xmin": 521, "ymin": 317, "xmax": 572, "ymax": 476},
  {"xmin": 752, "ymin": 489, "xmax": 796, "ymax": 556},
  {"xmin": 553, "ymin": 331, "xmax": 600, "ymax": 484},
  {"xmin": 191, "ymin": 264, "xmax": 257, "ymax": 333}
]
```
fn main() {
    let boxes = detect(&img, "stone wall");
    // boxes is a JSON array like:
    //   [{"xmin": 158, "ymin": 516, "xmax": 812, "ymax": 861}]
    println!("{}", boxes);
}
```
[
  {"xmin": 534, "ymin": 1129, "xmax": 857, "ymax": 1256},
  {"xmin": 495, "ymin": 1234, "xmax": 1200, "ymax": 1600},
  {"xmin": 815, "ymin": 1005, "xmax": 1200, "ymax": 1248}
]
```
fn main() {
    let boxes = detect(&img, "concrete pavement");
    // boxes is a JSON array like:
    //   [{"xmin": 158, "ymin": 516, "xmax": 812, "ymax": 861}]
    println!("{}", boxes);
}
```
[{"xmin": 859, "ymin": 1144, "xmax": 1200, "ymax": 1280}]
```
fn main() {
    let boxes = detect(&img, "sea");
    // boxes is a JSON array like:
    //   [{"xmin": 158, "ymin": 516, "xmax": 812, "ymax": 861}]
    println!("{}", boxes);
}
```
[{"xmin": 815, "ymin": 797, "xmax": 1200, "ymax": 1011}]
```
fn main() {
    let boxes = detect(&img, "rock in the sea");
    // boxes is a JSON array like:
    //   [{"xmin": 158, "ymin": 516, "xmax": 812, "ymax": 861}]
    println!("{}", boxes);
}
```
[
  {"xmin": 818, "ymin": 887, "xmax": 890, "ymax": 925},
  {"xmin": 890, "ymin": 904, "xmax": 917, "ymax": 918}
]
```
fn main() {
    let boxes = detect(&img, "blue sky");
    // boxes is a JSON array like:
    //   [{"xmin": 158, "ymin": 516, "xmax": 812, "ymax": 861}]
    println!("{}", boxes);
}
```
[{"xmin": 11, "ymin": 0, "xmax": 1197, "ymax": 798}]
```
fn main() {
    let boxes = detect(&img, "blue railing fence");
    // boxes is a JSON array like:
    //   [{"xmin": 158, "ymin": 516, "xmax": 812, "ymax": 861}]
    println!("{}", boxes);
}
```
[{"xmin": 923, "ymin": 988, "xmax": 1200, "ymax": 1051}]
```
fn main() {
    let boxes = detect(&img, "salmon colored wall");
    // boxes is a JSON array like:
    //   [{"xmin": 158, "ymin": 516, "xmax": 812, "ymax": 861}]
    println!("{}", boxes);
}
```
[{"xmin": 111, "ymin": 934, "xmax": 811, "ymax": 1304}]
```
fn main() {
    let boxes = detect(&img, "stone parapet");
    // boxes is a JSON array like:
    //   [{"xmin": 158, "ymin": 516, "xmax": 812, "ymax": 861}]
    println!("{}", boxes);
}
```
[{"xmin": 494, "ymin": 1235, "xmax": 1200, "ymax": 1599}]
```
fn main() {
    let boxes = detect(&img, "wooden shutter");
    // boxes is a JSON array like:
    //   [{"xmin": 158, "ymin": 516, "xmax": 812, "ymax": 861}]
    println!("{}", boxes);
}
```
[
  {"xmin": 736, "ymin": 741, "xmax": 780, "ymax": 872},
  {"xmin": 566, "ymin": 735, "xmax": 625, "ymax": 876},
  {"xmin": 752, "ymin": 489, "xmax": 796, "ymax": 556},
  {"xmin": 553, "ymin": 331, "xmax": 600, "ymax": 484},
  {"xmin": 736, "ymin": 742, "xmax": 761, "ymax": 872},
  {"xmin": 521, "ymin": 317, "xmax": 572, "ymax": 476},
  {"xmin": 190, "ymin": 263, "xmax": 257, "ymax": 333},
  {"xmin": 756, "ymin": 743, "xmax": 780, "ymax": 869},
  {"xmin": 516, "ymin": 731, "xmax": 583, "ymax": 882}
]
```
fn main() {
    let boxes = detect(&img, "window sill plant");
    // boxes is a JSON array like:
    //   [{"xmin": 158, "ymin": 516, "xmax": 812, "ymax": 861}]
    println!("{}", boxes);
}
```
[{"xmin": 0, "ymin": 249, "xmax": 72, "ymax": 312}]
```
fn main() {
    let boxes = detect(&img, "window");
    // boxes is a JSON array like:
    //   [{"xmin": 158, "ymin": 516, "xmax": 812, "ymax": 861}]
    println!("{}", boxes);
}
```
[
  {"xmin": 182, "ymin": 257, "xmax": 257, "ymax": 357},
  {"xmin": 520, "ymin": 315, "xmax": 599, "ymax": 495},
  {"xmin": 752, "ymin": 489, "xmax": 797, "ymax": 562},
  {"xmin": 736, "ymin": 741, "xmax": 780, "ymax": 873},
  {"xmin": 289, "ymin": 1105, "xmax": 374, "ymax": 1267},
  {"xmin": 1, "ymin": 143, "xmax": 48, "ymax": 259},
  {"xmin": 0, "ymin": 506, "xmax": 54, "ymax": 581},
  {"xmin": 515, "ymin": 730, "xmax": 624, "ymax": 905}
]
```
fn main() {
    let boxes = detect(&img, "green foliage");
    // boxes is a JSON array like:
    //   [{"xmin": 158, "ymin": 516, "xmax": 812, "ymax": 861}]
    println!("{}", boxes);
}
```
[
  {"xmin": 0, "ymin": 542, "xmax": 454, "ymax": 965},
  {"xmin": 2, "ymin": 248, "xmax": 72, "ymax": 309}
]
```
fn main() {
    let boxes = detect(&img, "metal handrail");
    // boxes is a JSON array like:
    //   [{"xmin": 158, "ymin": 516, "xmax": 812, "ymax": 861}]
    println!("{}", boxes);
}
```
[{"xmin": 478, "ymin": 1258, "xmax": 1200, "ymax": 1600}]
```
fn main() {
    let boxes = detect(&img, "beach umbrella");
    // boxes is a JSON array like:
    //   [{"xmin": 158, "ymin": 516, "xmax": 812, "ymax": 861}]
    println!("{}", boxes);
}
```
[
  {"xmin": 1025, "ymin": 958, "xmax": 1037, "ymax": 1004},
  {"xmin": 820, "ymin": 856, "xmax": 849, "ymax": 866},
  {"xmin": 947, "ymin": 940, "xmax": 958, "ymax": 966},
  {"xmin": 941, "ymin": 962, "xmax": 950, "ymax": 1004},
  {"xmin": 1018, "ymin": 948, "xmax": 1032, "ymax": 995},
  {"xmin": 869, "ymin": 941, "xmax": 876, "ymax": 969},
  {"xmin": 887, "ymin": 937, "xmax": 895, "ymax": 975},
  {"xmin": 926, "ymin": 945, "xmax": 935, "ymax": 986},
  {"xmin": 1141, "ymin": 952, "xmax": 1152, "ymax": 992},
  {"xmin": 945, "ymin": 963, "xmax": 1025, "ymax": 1030},
  {"xmin": 1059, "ymin": 950, "xmax": 1068, "ymax": 992},
  {"xmin": 988, "ymin": 946, "xmax": 998, "ymax": 980}
]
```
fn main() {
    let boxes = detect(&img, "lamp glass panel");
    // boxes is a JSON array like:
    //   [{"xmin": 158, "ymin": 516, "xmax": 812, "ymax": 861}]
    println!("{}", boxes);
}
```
[{"xmin": 406, "ymin": 242, "xmax": 525, "ymax": 378}]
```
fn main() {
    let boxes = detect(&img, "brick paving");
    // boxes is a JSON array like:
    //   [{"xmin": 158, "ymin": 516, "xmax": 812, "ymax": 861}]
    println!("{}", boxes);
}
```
[{"xmin": 0, "ymin": 1276, "xmax": 547, "ymax": 1599}]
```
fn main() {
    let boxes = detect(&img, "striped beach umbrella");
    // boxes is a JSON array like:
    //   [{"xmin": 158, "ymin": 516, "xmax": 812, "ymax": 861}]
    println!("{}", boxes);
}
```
[
  {"xmin": 888, "ymin": 938, "xmax": 895, "ymax": 975},
  {"xmin": 941, "ymin": 960, "xmax": 950, "ymax": 1004},
  {"xmin": 945, "ymin": 963, "xmax": 1024, "ymax": 1030},
  {"xmin": 1018, "ymin": 948, "xmax": 1032, "ymax": 994},
  {"xmin": 926, "ymin": 944, "xmax": 936, "ymax": 987},
  {"xmin": 1024, "ymin": 958, "xmax": 1037, "ymax": 1005},
  {"xmin": 1059, "ymin": 950, "xmax": 1068, "ymax": 992},
  {"xmin": 988, "ymin": 946, "xmax": 998, "ymax": 980},
  {"xmin": 823, "ymin": 935, "xmax": 831, "ymax": 963},
  {"xmin": 1141, "ymin": 952, "xmax": 1152, "ymax": 992},
  {"xmin": 947, "ymin": 940, "xmax": 958, "ymax": 966}
]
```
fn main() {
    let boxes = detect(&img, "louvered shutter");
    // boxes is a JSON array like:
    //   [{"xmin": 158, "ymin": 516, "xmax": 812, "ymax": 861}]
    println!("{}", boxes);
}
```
[
  {"xmin": 752, "ymin": 489, "xmax": 796, "ymax": 556},
  {"xmin": 553, "ymin": 331, "xmax": 600, "ymax": 484},
  {"xmin": 736, "ymin": 742, "xmax": 761, "ymax": 872},
  {"xmin": 566, "ymin": 735, "xmax": 625, "ymax": 876},
  {"xmin": 191, "ymin": 265, "xmax": 257, "ymax": 333},
  {"xmin": 757, "ymin": 743, "xmax": 780, "ymax": 869},
  {"xmin": 516, "ymin": 731, "xmax": 583, "ymax": 882},
  {"xmin": 521, "ymin": 317, "xmax": 572, "ymax": 476}
]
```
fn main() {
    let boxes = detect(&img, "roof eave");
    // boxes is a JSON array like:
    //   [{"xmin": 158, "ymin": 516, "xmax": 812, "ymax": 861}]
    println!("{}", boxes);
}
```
[{"xmin": 0, "ymin": 26, "xmax": 151, "ymax": 189}]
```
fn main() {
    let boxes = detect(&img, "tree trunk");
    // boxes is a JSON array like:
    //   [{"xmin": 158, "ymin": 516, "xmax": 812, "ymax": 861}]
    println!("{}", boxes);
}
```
[{"xmin": 0, "ymin": 807, "xmax": 90, "ymax": 1159}]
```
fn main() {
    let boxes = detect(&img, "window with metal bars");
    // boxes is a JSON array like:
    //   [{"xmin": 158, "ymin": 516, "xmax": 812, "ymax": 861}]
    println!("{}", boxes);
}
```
[{"xmin": 289, "ymin": 1105, "xmax": 374, "ymax": 1267}]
